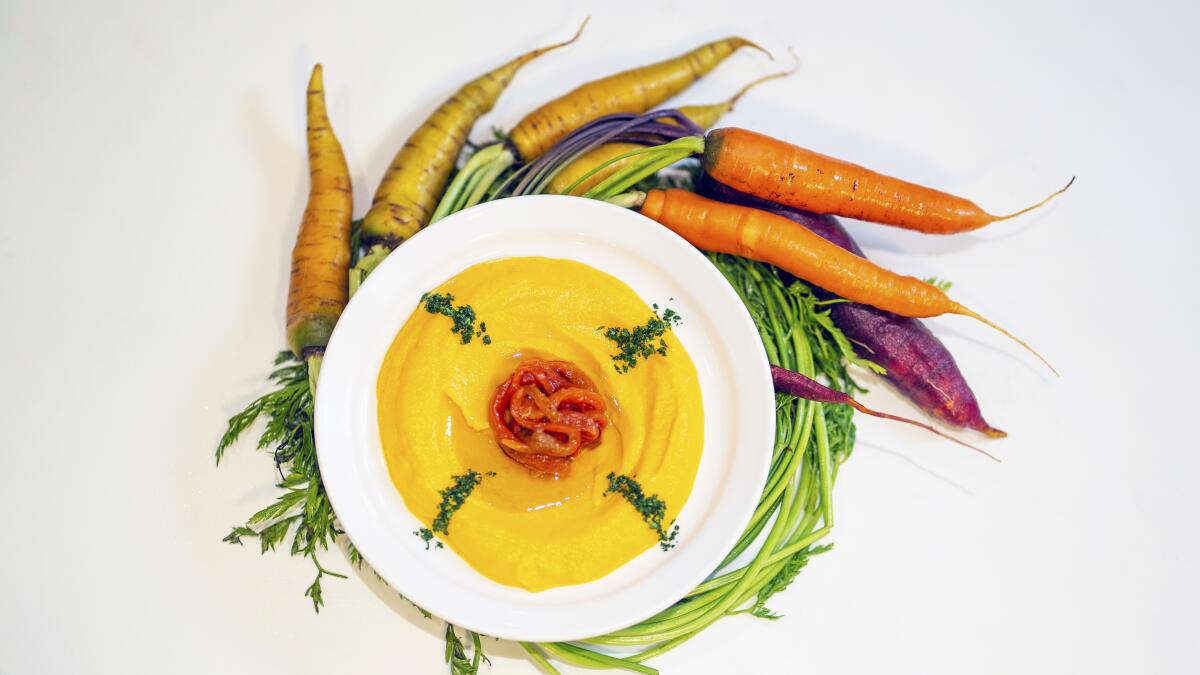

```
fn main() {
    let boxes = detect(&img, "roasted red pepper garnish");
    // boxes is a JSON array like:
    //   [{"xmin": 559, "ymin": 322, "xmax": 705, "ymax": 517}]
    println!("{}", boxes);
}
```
[{"xmin": 489, "ymin": 359, "xmax": 608, "ymax": 475}]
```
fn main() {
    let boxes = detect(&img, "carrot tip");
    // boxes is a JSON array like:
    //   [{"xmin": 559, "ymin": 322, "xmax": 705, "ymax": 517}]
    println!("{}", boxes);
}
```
[
  {"xmin": 981, "ymin": 426, "xmax": 1008, "ymax": 439},
  {"xmin": 992, "ymin": 175, "xmax": 1075, "ymax": 223},
  {"xmin": 725, "ymin": 48, "xmax": 799, "ymax": 109},
  {"xmin": 736, "ymin": 37, "xmax": 773, "ymax": 61},
  {"xmin": 568, "ymin": 16, "xmax": 590, "ymax": 43},
  {"xmin": 957, "ymin": 305, "xmax": 1058, "ymax": 376},
  {"xmin": 533, "ymin": 17, "xmax": 589, "ymax": 56},
  {"xmin": 847, "ymin": 400, "xmax": 1000, "ymax": 462}
]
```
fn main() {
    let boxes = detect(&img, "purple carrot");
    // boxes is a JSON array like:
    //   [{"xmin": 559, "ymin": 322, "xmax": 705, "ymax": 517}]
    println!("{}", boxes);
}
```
[
  {"xmin": 771, "ymin": 365, "xmax": 997, "ymax": 461},
  {"xmin": 699, "ymin": 173, "xmax": 1005, "ymax": 438}
]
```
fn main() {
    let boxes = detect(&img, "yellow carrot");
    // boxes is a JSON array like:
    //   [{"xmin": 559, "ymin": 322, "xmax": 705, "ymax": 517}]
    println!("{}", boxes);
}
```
[
  {"xmin": 508, "ymin": 36, "xmax": 767, "ymax": 162},
  {"xmin": 548, "ymin": 69, "xmax": 790, "ymax": 195},
  {"xmin": 286, "ymin": 64, "xmax": 352, "ymax": 357},
  {"xmin": 674, "ymin": 63, "xmax": 792, "ymax": 128},
  {"xmin": 361, "ymin": 22, "xmax": 585, "ymax": 248}
]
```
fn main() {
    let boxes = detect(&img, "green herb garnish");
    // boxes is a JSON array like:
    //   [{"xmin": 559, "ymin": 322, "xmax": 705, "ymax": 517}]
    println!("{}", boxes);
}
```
[
  {"xmin": 604, "ymin": 472, "xmax": 679, "ymax": 551},
  {"xmin": 432, "ymin": 470, "xmax": 485, "ymax": 534},
  {"xmin": 420, "ymin": 292, "xmax": 489, "ymax": 345},
  {"xmin": 412, "ymin": 469, "xmax": 490, "ymax": 549},
  {"xmin": 413, "ymin": 528, "xmax": 444, "ymax": 550},
  {"xmin": 602, "ymin": 304, "xmax": 682, "ymax": 373}
]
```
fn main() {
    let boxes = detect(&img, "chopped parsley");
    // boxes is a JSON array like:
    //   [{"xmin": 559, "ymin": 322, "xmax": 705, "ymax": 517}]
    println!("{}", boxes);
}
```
[
  {"xmin": 604, "ymin": 472, "xmax": 680, "ymax": 551},
  {"xmin": 420, "ymin": 292, "xmax": 489, "ymax": 345},
  {"xmin": 413, "ymin": 527, "xmax": 443, "ymax": 550},
  {"xmin": 413, "ymin": 470, "xmax": 495, "ymax": 550},
  {"xmin": 601, "ymin": 304, "xmax": 682, "ymax": 373}
]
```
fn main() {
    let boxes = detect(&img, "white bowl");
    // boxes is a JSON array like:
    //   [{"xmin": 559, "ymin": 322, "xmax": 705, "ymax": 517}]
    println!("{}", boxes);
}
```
[{"xmin": 315, "ymin": 196, "xmax": 774, "ymax": 642}]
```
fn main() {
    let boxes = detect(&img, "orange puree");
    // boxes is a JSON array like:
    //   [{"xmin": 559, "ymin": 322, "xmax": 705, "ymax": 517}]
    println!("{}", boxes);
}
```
[{"xmin": 376, "ymin": 257, "xmax": 704, "ymax": 591}]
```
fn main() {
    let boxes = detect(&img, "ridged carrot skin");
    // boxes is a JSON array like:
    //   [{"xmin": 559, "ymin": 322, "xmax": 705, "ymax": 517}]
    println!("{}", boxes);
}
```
[
  {"xmin": 509, "ymin": 36, "xmax": 764, "ymax": 162},
  {"xmin": 286, "ymin": 64, "xmax": 352, "ymax": 357},
  {"xmin": 703, "ymin": 127, "xmax": 1070, "ymax": 234},
  {"xmin": 361, "ymin": 26, "xmax": 583, "ymax": 248},
  {"xmin": 640, "ymin": 189, "xmax": 963, "ymax": 318}
]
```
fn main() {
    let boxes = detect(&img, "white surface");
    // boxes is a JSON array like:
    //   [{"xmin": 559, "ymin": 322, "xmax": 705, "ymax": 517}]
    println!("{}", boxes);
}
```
[
  {"xmin": 315, "ymin": 196, "xmax": 773, "ymax": 641},
  {"xmin": 0, "ymin": 0, "xmax": 1197, "ymax": 673}
]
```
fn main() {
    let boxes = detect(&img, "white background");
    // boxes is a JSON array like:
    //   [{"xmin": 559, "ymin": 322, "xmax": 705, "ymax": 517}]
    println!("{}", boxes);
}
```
[{"xmin": 1, "ymin": 0, "xmax": 1197, "ymax": 673}]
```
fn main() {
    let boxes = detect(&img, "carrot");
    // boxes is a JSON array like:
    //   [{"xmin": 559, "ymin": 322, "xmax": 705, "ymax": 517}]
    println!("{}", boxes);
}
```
[
  {"xmin": 499, "ymin": 110, "xmax": 705, "ymax": 201},
  {"xmin": 431, "ymin": 39, "xmax": 768, "ymax": 221},
  {"xmin": 702, "ymin": 127, "xmax": 1073, "ymax": 234},
  {"xmin": 638, "ymin": 188, "xmax": 1054, "ymax": 372},
  {"xmin": 548, "ymin": 69, "xmax": 791, "ymax": 195},
  {"xmin": 700, "ymin": 173, "xmax": 1005, "ymax": 437},
  {"xmin": 361, "ymin": 21, "xmax": 585, "ymax": 248},
  {"xmin": 770, "ymin": 366, "xmax": 997, "ymax": 460},
  {"xmin": 508, "ymin": 36, "xmax": 767, "ymax": 162},
  {"xmin": 547, "ymin": 142, "xmax": 647, "ymax": 195},
  {"xmin": 286, "ymin": 64, "xmax": 352, "ymax": 358}
]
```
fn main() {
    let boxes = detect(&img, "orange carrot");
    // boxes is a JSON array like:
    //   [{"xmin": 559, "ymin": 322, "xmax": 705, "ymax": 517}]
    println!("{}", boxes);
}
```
[
  {"xmin": 702, "ymin": 127, "xmax": 1072, "ymax": 234},
  {"xmin": 639, "ymin": 188, "xmax": 1054, "ymax": 372},
  {"xmin": 508, "ymin": 37, "xmax": 767, "ymax": 162},
  {"xmin": 286, "ymin": 64, "xmax": 352, "ymax": 358}
]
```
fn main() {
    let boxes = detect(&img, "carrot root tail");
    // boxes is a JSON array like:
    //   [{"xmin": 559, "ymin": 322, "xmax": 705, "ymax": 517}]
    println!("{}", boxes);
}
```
[
  {"xmin": 535, "ymin": 16, "xmax": 589, "ymax": 55},
  {"xmin": 981, "ymin": 426, "xmax": 1008, "ymax": 439},
  {"xmin": 725, "ymin": 48, "xmax": 799, "ymax": 109},
  {"xmin": 992, "ymin": 175, "xmax": 1075, "ymax": 222},
  {"xmin": 738, "ymin": 38, "xmax": 774, "ymax": 61},
  {"xmin": 957, "ymin": 305, "xmax": 1058, "ymax": 376},
  {"xmin": 846, "ymin": 400, "xmax": 1000, "ymax": 462}
]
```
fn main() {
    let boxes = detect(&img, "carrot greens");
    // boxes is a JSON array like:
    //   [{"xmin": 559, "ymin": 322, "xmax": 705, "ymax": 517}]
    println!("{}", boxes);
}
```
[
  {"xmin": 217, "ymin": 351, "xmax": 346, "ymax": 611},
  {"xmin": 922, "ymin": 276, "xmax": 953, "ymax": 292},
  {"xmin": 446, "ymin": 624, "xmax": 491, "ymax": 675}
]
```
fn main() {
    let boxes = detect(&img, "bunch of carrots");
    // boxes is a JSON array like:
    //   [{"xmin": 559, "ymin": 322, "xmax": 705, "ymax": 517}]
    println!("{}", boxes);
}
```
[{"xmin": 227, "ymin": 19, "xmax": 1070, "ymax": 674}]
